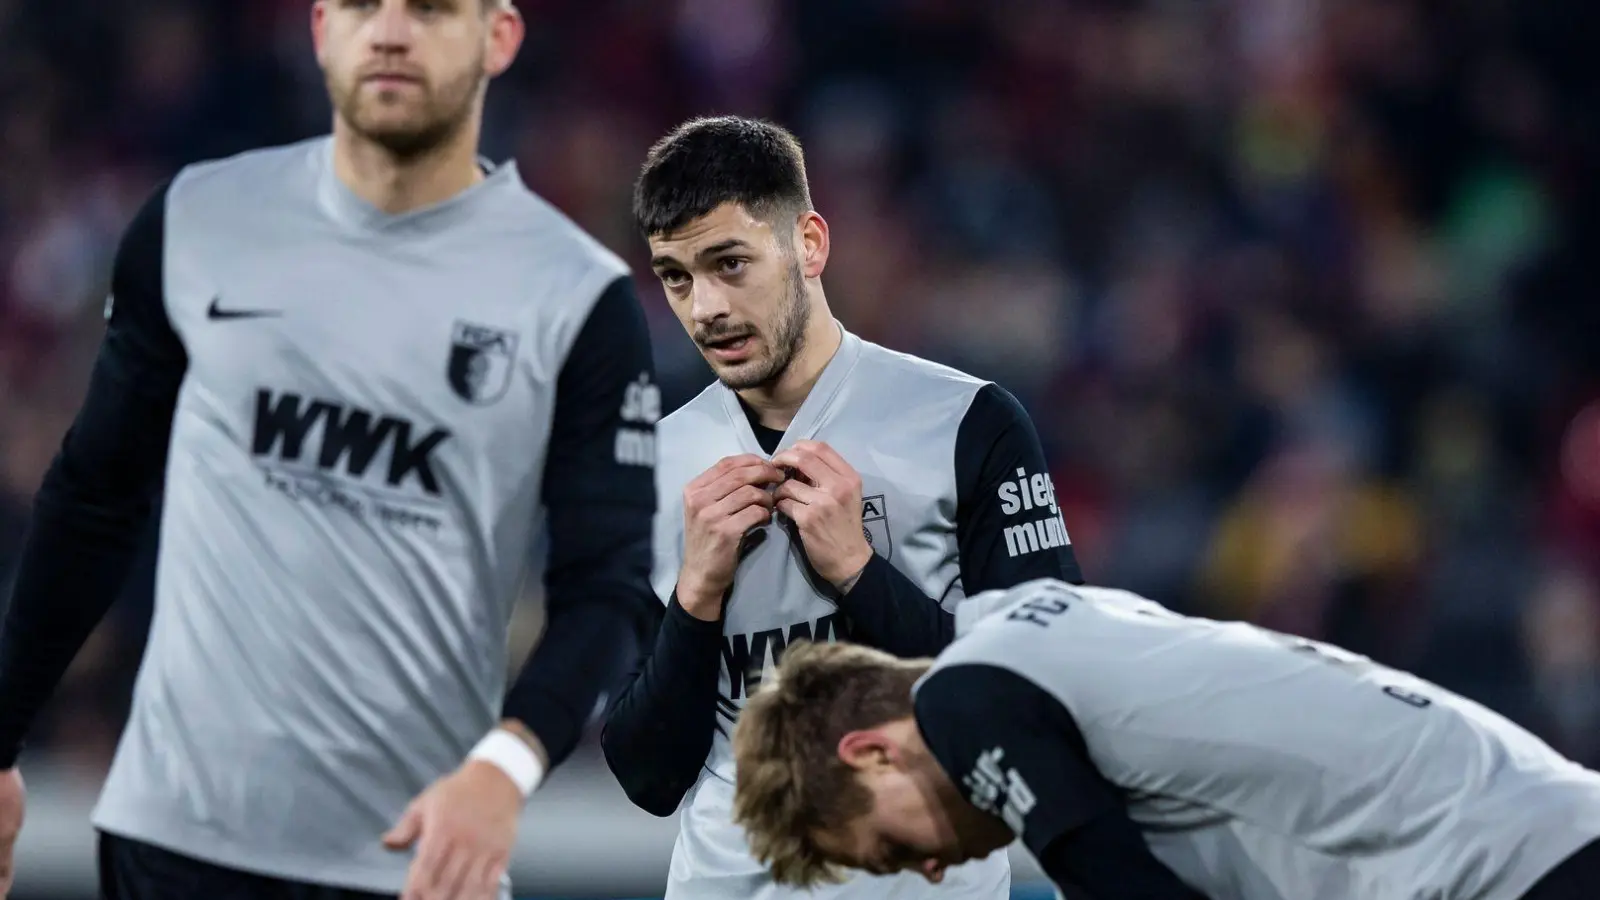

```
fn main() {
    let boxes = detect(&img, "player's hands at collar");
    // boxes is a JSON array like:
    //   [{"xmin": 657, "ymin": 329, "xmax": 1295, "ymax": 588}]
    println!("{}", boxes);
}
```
[
  {"xmin": 383, "ymin": 740, "xmax": 530, "ymax": 900},
  {"xmin": 771, "ymin": 440, "xmax": 874, "ymax": 593}
]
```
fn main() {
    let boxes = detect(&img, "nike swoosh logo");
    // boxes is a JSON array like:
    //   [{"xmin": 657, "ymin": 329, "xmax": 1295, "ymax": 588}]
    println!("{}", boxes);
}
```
[{"xmin": 207, "ymin": 297, "xmax": 281, "ymax": 321}]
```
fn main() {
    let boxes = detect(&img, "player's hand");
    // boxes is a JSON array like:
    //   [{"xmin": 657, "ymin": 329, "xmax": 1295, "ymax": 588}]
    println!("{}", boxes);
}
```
[
  {"xmin": 383, "ymin": 760, "xmax": 520, "ymax": 900},
  {"xmin": 0, "ymin": 768, "xmax": 23, "ymax": 898},
  {"xmin": 678, "ymin": 454, "xmax": 784, "ymax": 619},
  {"xmin": 771, "ymin": 440, "xmax": 874, "ymax": 591}
]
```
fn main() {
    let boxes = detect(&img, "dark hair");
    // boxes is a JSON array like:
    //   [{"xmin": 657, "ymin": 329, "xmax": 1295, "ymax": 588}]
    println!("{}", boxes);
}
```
[{"xmin": 633, "ymin": 116, "xmax": 813, "ymax": 238}]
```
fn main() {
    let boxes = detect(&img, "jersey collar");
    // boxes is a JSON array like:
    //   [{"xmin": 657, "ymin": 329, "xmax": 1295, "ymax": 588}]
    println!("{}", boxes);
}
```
[
  {"xmin": 719, "ymin": 321, "xmax": 863, "ymax": 459},
  {"xmin": 314, "ymin": 137, "xmax": 520, "ymax": 235}
]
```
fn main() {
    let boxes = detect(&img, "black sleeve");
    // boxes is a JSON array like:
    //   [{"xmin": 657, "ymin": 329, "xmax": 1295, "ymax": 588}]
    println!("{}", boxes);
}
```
[
  {"xmin": 955, "ymin": 383, "xmax": 1085, "ymax": 591},
  {"xmin": 915, "ymin": 664, "xmax": 1201, "ymax": 900},
  {"xmin": 0, "ymin": 179, "xmax": 186, "ymax": 769},
  {"xmin": 600, "ymin": 592, "xmax": 726, "ymax": 816},
  {"xmin": 833, "ymin": 554, "xmax": 953, "ymax": 656},
  {"xmin": 500, "ymin": 276, "xmax": 659, "ymax": 770},
  {"xmin": 832, "ymin": 384, "xmax": 1086, "ymax": 658}
]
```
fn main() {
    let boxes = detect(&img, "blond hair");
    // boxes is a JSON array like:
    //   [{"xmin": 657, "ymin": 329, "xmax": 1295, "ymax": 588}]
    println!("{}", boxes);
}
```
[{"xmin": 731, "ymin": 641, "xmax": 931, "ymax": 887}]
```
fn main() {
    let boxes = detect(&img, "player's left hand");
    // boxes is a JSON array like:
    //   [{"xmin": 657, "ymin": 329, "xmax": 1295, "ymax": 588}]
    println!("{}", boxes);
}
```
[
  {"xmin": 383, "ymin": 759, "xmax": 521, "ymax": 900},
  {"xmin": 771, "ymin": 440, "xmax": 874, "ymax": 591}
]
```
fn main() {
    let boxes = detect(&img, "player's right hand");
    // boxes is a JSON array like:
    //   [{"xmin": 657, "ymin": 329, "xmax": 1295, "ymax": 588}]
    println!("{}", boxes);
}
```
[
  {"xmin": 0, "ymin": 768, "xmax": 25, "ymax": 898},
  {"xmin": 678, "ymin": 454, "xmax": 784, "ymax": 619}
]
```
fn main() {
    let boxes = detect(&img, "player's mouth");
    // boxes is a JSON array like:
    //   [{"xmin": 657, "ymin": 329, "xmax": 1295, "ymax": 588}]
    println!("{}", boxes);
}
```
[
  {"xmin": 362, "ymin": 72, "xmax": 424, "ymax": 89},
  {"xmin": 702, "ymin": 333, "xmax": 756, "ymax": 363}
]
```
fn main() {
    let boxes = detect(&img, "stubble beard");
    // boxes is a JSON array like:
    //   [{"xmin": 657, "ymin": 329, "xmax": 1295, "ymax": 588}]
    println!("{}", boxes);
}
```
[
  {"xmin": 717, "ymin": 258, "xmax": 811, "ymax": 392},
  {"xmin": 328, "ymin": 61, "xmax": 484, "ymax": 161}
]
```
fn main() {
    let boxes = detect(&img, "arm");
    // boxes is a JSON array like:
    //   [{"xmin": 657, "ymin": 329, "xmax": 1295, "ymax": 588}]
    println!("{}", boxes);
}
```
[
  {"xmin": 830, "ymin": 383, "xmax": 1086, "ymax": 657},
  {"xmin": 955, "ymin": 382, "xmax": 1085, "ymax": 591},
  {"xmin": 600, "ymin": 591, "xmax": 726, "ymax": 816},
  {"xmin": 603, "ymin": 459, "xmax": 782, "ymax": 816},
  {"xmin": 0, "ymin": 179, "xmax": 185, "ymax": 768},
  {"xmin": 914, "ymin": 664, "xmax": 1204, "ymax": 900},
  {"xmin": 492, "ymin": 276, "xmax": 659, "ymax": 776}
]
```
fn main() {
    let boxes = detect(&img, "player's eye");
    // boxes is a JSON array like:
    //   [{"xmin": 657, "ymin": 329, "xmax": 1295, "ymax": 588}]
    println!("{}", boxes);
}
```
[
  {"xmin": 658, "ymin": 269, "xmax": 690, "ymax": 289},
  {"xmin": 716, "ymin": 257, "xmax": 747, "ymax": 277}
]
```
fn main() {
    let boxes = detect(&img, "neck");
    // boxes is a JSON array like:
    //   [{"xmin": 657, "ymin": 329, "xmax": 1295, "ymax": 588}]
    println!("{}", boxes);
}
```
[
  {"xmin": 738, "ymin": 290, "xmax": 842, "ymax": 431},
  {"xmin": 902, "ymin": 719, "xmax": 1015, "ymax": 861},
  {"xmin": 331, "ymin": 114, "xmax": 486, "ymax": 215}
]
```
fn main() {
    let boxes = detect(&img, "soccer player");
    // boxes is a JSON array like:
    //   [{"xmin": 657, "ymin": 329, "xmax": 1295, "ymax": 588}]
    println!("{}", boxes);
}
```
[
  {"xmin": 732, "ymin": 579, "xmax": 1600, "ymax": 900},
  {"xmin": 600, "ymin": 116, "xmax": 1084, "ymax": 900},
  {"xmin": 0, "ymin": 2, "xmax": 658, "ymax": 899}
]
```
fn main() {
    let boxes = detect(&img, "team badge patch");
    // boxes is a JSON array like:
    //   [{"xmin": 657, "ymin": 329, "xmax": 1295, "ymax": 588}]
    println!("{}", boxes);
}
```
[
  {"xmin": 448, "ymin": 321, "xmax": 518, "ymax": 405},
  {"xmin": 861, "ymin": 494, "xmax": 892, "ymax": 562}
]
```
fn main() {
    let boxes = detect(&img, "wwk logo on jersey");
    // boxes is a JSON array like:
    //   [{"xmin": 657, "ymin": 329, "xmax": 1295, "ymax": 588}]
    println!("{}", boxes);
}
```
[
  {"xmin": 251, "ymin": 389, "xmax": 451, "ymax": 532},
  {"xmin": 964, "ymin": 747, "xmax": 1037, "ymax": 836},
  {"xmin": 997, "ymin": 466, "xmax": 1071, "ymax": 559},
  {"xmin": 615, "ymin": 372, "xmax": 659, "ymax": 467},
  {"xmin": 448, "ymin": 321, "xmax": 518, "ymax": 406}
]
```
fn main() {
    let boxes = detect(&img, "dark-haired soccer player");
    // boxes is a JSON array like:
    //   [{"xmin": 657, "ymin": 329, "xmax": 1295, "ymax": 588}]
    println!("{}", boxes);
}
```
[
  {"xmin": 734, "ymin": 580, "xmax": 1600, "ymax": 900},
  {"xmin": 600, "ymin": 116, "xmax": 1084, "ymax": 900},
  {"xmin": 0, "ymin": 2, "xmax": 657, "ymax": 898}
]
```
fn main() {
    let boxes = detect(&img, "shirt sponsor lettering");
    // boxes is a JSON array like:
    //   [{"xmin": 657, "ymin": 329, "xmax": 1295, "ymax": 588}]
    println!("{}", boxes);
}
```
[
  {"xmin": 614, "ymin": 373, "xmax": 659, "ymax": 467},
  {"xmin": 996, "ymin": 467, "xmax": 1071, "ymax": 558},
  {"xmin": 252, "ymin": 388, "xmax": 451, "ymax": 532},
  {"xmin": 720, "ymin": 612, "xmax": 854, "ymax": 703},
  {"xmin": 964, "ymin": 747, "xmax": 1038, "ymax": 836}
]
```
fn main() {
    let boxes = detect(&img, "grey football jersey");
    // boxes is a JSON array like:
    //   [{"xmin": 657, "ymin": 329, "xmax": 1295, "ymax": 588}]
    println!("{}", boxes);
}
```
[
  {"xmin": 88, "ymin": 138, "xmax": 642, "ymax": 892},
  {"xmin": 925, "ymin": 581, "xmax": 1600, "ymax": 900},
  {"xmin": 651, "ymin": 329, "xmax": 1016, "ymax": 900}
]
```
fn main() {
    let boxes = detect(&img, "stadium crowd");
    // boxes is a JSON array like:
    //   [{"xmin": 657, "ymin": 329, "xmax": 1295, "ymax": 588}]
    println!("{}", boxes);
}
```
[{"xmin": 1, "ymin": 0, "xmax": 1597, "ymax": 785}]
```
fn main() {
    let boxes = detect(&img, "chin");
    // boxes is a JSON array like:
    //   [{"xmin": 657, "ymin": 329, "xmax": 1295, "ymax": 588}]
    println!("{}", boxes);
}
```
[{"xmin": 711, "ymin": 361, "xmax": 774, "ymax": 392}]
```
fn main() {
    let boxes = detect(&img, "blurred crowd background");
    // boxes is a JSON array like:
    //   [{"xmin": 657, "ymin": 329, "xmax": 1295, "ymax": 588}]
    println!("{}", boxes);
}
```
[{"xmin": 1, "ymin": 0, "xmax": 1598, "ymax": 895}]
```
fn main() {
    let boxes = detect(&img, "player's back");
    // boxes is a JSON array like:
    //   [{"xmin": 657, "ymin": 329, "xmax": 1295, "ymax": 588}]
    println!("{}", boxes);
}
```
[
  {"xmin": 92, "ymin": 137, "xmax": 629, "ymax": 893},
  {"xmin": 938, "ymin": 581, "xmax": 1600, "ymax": 900}
]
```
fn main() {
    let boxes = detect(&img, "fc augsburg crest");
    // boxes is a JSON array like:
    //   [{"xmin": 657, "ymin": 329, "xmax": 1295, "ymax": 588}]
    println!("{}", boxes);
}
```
[
  {"xmin": 861, "ymin": 494, "xmax": 892, "ymax": 562},
  {"xmin": 448, "ymin": 321, "xmax": 518, "ymax": 405}
]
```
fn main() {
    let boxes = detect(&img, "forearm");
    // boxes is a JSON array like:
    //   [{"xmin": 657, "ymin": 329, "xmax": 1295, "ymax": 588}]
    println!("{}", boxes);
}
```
[
  {"xmin": 519, "ymin": 270, "xmax": 659, "ymax": 776},
  {"xmin": 0, "ymin": 472, "xmax": 155, "ymax": 766},
  {"xmin": 837, "ymin": 555, "xmax": 954, "ymax": 657},
  {"xmin": 500, "ymin": 596, "xmax": 644, "ymax": 771},
  {"xmin": 601, "ymin": 594, "xmax": 724, "ymax": 816}
]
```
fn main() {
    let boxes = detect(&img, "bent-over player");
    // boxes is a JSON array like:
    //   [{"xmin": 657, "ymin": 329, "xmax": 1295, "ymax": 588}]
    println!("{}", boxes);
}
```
[{"xmin": 734, "ymin": 580, "xmax": 1600, "ymax": 900}]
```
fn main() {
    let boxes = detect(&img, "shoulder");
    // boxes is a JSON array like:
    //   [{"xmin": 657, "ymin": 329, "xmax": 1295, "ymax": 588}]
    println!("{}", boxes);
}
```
[
  {"xmin": 483, "ymin": 167, "xmax": 630, "ymax": 286},
  {"xmin": 914, "ymin": 660, "xmax": 1057, "ymax": 726},
  {"xmin": 935, "ymin": 580, "xmax": 1087, "ymax": 667},
  {"xmin": 658, "ymin": 381, "xmax": 728, "ymax": 433},
  {"xmin": 845, "ymin": 338, "xmax": 995, "ymax": 435},
  {"xmin": 856, "ymin": 338, "xmax": 989, "ymax": 399},
  {"xmin": 654, "ymin": 383, "xmax": 732, "ymax": 483},
  {"xmin": 168, "ymin": 137, "xmax": 325, "ymax": 210}
]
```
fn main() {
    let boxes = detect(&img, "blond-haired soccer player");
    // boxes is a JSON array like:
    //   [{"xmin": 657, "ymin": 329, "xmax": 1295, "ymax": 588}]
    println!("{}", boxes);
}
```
[{"xmin": 734, "ymin": 580, "xmax": 1600, "ymax": 900}]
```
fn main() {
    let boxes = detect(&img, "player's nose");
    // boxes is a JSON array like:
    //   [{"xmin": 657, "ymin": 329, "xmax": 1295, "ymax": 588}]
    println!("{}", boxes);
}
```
[
  {"xmin": 688, "ymin": 285, "xmax": 733, "ymax": 326},
  {"xmin": 367, "ymin": 1, "xmax": 416, "ymax": 50}
]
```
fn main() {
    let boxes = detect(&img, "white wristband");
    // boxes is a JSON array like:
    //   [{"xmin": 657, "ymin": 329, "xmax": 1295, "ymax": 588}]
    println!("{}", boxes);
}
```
[{"xmin": 467, "ymin": 729, "xmax": 546, "ymax": 798}]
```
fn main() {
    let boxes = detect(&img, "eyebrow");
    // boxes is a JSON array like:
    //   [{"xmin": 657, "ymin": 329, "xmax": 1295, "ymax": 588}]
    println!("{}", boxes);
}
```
[{"xmin": 650, "ymin": 238, "xmax": 754, "ymax": 270}]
